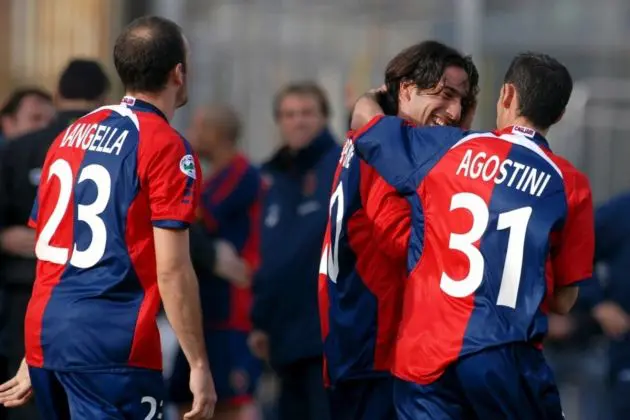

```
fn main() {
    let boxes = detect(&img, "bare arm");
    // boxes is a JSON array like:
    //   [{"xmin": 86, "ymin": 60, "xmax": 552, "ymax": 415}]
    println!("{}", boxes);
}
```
[
  {"xmin": 551, "ymin": 285, "xmax": 579, "ymax": 315},
  {"xmin": 154, "ymin": 227, "xmax": 208, "ymax": 369}
]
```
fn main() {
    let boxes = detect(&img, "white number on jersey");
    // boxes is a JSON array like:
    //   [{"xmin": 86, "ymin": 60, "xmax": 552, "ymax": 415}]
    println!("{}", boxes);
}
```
[
  {"xmin": 440, "ymin": 192, "xmax": 533, "ymax": 308},
  {"xmin": 141, "ymin": 396, "xmax": 163, "ymax": 420},
  {"xmin": 320, "ymin": 181, "xmax": 344, "ymax": 283},
  {"xmin": 35, "ymin": 158, "xmax": 112, "ymax": 268}
]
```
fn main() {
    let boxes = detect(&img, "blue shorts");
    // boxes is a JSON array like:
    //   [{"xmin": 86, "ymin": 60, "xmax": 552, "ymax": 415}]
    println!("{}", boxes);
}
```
[
  {"xmin": 394, "ymin": 343, "xmax": 564, "ymax": 420},
  {"xmin": 169, "ymin": 329, "xmax": 262, "ymax": 406},
  {"xmin": 328, "ymin": 376, "xmax": 395, "ymax": 420},
  {"xmin": 29, "ymin": 366, "xmax": 165, "ymax": 420}
]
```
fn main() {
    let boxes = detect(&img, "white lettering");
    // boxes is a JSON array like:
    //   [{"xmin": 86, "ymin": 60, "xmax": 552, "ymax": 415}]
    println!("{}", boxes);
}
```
[
  {"xmin": 481, "ymin": 155, "xmax": 500, "ymax": 181},
  {"xmin": 456, "ymin": 149, "xmax": 473, "ymax": 177},
  {"xmin": 455, "ymin": 151, "xmax": 551, "ymax": 197},
  {"xmin": 469, "ymin": 152, "xmax": 486, "ymax": 179},
  {"xmin": 58, "ymin": 123, "xmax": 129, "ymax": 156}
]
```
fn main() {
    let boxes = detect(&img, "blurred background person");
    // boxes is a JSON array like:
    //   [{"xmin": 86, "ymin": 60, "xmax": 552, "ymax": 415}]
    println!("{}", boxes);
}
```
[
  {"xmin": 0, "ymin": 58, "xmax": 109, "ymax": 420},
  {"xmin": 168, "ymin": 105, "xmax": 263, "ymax": 420},
  {"xmin": 585, "ymin": 192, "xmax": 630, "ymax": 420},
  {"xmin": 249, "ymin": 82, "xmax": 340, "ymax": 420},
  {"xmin": 0, "ymin": 88, "xmax": 54, "ymax": 143}
]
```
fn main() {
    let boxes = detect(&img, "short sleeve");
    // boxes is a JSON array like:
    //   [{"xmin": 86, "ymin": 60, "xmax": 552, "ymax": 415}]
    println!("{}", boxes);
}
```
[
  {"xmin": 553, "ymin": 172, "xmax": 595, "ymax": 287},
  {"xmin": 140, "ymin": 129, "xmax": 202, "ymax": 229},
  {"xmin": 354, "ymin": 116, "xmax": 465, "ymax": 194}
]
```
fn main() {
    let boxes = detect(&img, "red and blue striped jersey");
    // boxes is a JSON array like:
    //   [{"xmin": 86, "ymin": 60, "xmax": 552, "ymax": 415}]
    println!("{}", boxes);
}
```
[
  {"xmin": 197, "ymin": 154, "xmax": 261, "ymax": 332},
  {"xmin": 319, "ymin": 123, "xmax": 411, "ymax": 386},
  {"xmin": 25, "ymin": 97, "xmax": 201, "ymax": 371},
  {"xmin": 354, "ymin": 117, "xmax": 595, "ymax": 385}
]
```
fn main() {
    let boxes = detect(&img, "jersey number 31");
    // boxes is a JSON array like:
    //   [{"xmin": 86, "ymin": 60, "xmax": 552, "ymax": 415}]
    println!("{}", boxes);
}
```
[
  {"xmin": 441, "ymin": 192, "xmax": 533, "ymax": 309},
  {"xmin": 35, "ymin": 158, "xmax": 111, "ymax": 268}
]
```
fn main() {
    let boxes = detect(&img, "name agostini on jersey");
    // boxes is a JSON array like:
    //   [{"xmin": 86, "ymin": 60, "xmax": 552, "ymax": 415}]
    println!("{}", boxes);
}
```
[
  {"xmin": 59, "ymin": 122, "xmax": 128, "ymax": 155},
  {"xmin": 455, "ymin": 149, "xmax": 551, "ymax": 197}
]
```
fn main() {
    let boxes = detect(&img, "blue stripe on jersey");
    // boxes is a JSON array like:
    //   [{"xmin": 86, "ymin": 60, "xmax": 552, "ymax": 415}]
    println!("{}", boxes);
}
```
[
  {"xmin": 405, "ymin": 148, "xmax": 450, "ymax": 273},
  {"xmin": 324, "ymin": 157, "xmax": 381, "ymax": 383},
  {"xmin": 40, "ymin": 111, "xmax": 143, "ymax": 369},
  {"xmin": 461, "ymin": 143, "xmax": 568, "ymax": 356}
]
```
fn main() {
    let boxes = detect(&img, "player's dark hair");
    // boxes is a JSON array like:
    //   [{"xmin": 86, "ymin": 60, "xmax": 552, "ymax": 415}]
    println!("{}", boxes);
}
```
[
  {"xmin": 0, "ymin": 88, "xmax": 52, "ymax": 117},
  {"xmin": 58, "ymin": 59, "xmax": 110, "ymax": 101},
  {"xmin": 503, "ymin": 52, "xmax": 573, "ymax": 130},
  {"xmin": 380, "ymin": 40, "xmax": 480, "ymax": 118},
  {"xmin": 114, "ymin": 15, "xmax": 186, "ymax": 93},
  {"xmin": 273, "ymin": 81, "xmax": 331, "ymax": 120}
]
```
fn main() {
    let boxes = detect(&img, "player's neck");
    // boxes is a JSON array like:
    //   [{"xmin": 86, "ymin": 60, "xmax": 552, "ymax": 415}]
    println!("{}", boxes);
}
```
[
  {"xmin": 124, "ymin": 92, "xmax": 175, "ymax": 121},
  {"xmin": 508, "ymin": 117, "xmax": 548, "ymax": 137},
  {"xmin": 209, "ymin": 147, "xmax": 237, "ymax": 172}
]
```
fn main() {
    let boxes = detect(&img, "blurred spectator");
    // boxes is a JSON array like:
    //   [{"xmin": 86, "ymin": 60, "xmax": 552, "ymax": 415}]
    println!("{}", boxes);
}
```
[
  {"xmin": 249, "ymin": 82, "xmax": 340, "ymax": 420},
  {"xmin": 0, "ymin": 59, "xmax": 109, "ymax": 420},
  {"xmin": 0, "ymin": 88, "xmax": 54, "ymax": 142},
  {"xmin": 581, "ymin": 192, "xmax": 630, "ymax": 420},
  {"xmin": 168, "ymin": 105, "xmax": 262, "ymax": 420}
]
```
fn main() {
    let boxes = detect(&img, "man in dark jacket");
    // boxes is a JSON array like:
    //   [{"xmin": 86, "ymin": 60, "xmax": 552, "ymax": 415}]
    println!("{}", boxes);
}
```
[
  {"xmin": 0, "ymin": 59, "xmax": 109, "ymax": 420},
  {"xmin": 579, "ymin": 192, "xmax": 630, "ymax": 420},
  {"xmin": 249, "ymin": 82, "xmax": 340, "ymax": 420}
]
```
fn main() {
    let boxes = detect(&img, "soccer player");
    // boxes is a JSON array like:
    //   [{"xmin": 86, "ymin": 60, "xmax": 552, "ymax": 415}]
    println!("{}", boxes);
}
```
[
  {"xmin": 318, "ymin": 41, "xmax": 479, "ymax": 420},
  {"xmin": 169, "ymin": 105, "xmax": 262, "ymax": 420},
  {"xmin": 0, "ymin": 16, "xmax": 216, "ymax": 420},
  {"xmin": 351, "ymin": 52, "xmax": 594, "ymax": 419}
]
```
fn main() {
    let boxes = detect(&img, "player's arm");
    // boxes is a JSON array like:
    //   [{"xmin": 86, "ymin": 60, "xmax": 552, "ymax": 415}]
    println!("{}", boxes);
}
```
[
  {"xmin": 353, "ymin": 116, "xmax": 464, "ymax": 195},
  {"xmin": 140, "ymin": 131, "xmax": 209, "ymax": 365},
  {"xmin": 361, "ymin": 163, "xmax": 411, "ymax": 262},
  {"xmin": 551, "ymin": 173, "xmax": 595, "ymax": 314},
  {"xmin": 154, "ymin": 228, "xmax": 208, "ymax": 367}
]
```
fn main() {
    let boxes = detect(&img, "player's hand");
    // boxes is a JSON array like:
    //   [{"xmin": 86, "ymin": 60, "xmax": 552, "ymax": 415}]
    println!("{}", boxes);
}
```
[
  {"xmin": 0, "ymin": 358, "xmax": 33, "ymax": 407},
  {"xmin": 593, "ymin": 301, "xmax": 630, "ymax": 339},
  {"xmin": 185, "ymin": 366, "xmax": 217, "ymax": 419},
  {"xmin": 213, "ymin": 240, "xmax": 250, "ymax": 287},
  {"xmin": 247, "ymin": 330, "xmax": 269, "ymax": 361},
  {"xmin": 350, "ymin": 87, "xmax": 386, "ymax": 131},
  {"xmin": 0, "ymin": 227, "xmax": 36, "ymax": 258},
  {"xmin": 546, "ymin": 314, "xmax": 575, "ymax": 341}
]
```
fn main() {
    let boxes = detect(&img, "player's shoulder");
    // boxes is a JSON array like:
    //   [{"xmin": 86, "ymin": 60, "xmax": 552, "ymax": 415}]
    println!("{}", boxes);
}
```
[{"xmin": 545, "ymin": 150, "xmax": 590, "ymax": 191}]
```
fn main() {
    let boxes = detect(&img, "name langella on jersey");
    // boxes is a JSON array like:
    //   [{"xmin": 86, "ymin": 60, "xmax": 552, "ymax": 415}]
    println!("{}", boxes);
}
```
[
  {"xmin": 455, "ymin": 149, "xmax": 551, "ymax": 197},
  {"xmin": 58, "ymin": 122, "xmax": 129, "ymax": 155}
]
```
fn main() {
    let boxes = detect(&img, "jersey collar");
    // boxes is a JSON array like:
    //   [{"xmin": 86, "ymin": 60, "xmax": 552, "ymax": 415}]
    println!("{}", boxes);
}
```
[
  {"xmin": 120, "ymin": 96, "xmax": 168, "ymax": 122},
  {"xmin": 496, "ymin": 125, "xmax": 551, "ymax": 150}
]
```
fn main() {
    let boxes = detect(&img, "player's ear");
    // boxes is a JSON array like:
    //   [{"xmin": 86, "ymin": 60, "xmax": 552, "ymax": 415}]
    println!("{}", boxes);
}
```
[
  {"xmin": 500, "ymin": 83, "xmax": 516, "ymax": 110},
  {"xmin": 399, "ymin": 81, "xmax": 415, "ymax": 104},
  {"xmin": 173, "ymin": 63, "xmax": 185, "ymax": 87}
]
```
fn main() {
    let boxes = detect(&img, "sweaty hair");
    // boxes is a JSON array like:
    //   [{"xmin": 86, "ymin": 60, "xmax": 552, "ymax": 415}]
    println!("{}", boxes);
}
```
[
  {"xmin": 58, "ymin": 59, "xmax": 110, "ymax": 101},
  {"xmin": 113, "ymin": 15, "xmax": 186, "ymax": 93},
  {"xmin": 503, "ymin": 52, "xmax": 572, "ymax": 130},
  {"xmin": 0, "ymin": 88, "xmax": 52, "ymax": 117},
  {"xmin": 273, "ymin": 81, "xmax": 331, "ymax": 120},
  {"xmin": 379, "ymin": 40, "xmax": 480, "ymax": 118}
]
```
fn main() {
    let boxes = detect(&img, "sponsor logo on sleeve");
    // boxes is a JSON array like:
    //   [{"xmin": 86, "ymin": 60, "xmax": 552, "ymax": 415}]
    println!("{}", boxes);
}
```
[{"xmin": 179, "ymin": 154, "xmax": 196, "ymax": 179}]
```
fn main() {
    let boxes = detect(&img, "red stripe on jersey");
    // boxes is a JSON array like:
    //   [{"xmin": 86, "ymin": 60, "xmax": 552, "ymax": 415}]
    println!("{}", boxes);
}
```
[
  {"xmin": 393, "ymin": 139, "xmax": 514, "ymax": 384},
  {"xmin": 126, "ymin": 194, "xmax": 162, "ymax": 370},
  {"xmin": 24, "ymin": 115, "xmax": 97, "ymax": 367},
  {"xmin": 209, "ymin": 155, "xmax": 249, "ymax": 205},
  {"xmin": 241, "ymin": 199, "xmax": 261, "ymax": 272},
  {"xmin": 344, "ymin": 164, "xmax": 406, "ymax": 372},
  {"xmin": 318, "ymin": 228, "xmax": 332, "ymax": 386}
]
